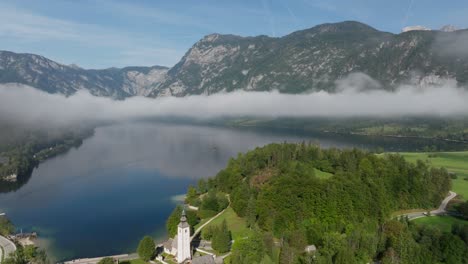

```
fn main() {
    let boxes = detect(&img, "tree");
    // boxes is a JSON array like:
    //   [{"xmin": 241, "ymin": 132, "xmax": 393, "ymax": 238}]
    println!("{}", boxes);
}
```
[
  {"xmin": 137, "ymin": 236, "xmax": 155, "ymax": 261},
  {"xmin": 459, "ymin": 201, "xmax": 468, "ymax": 219},
  {"xmin": 0, "ymin": 217, "xmax": 15, "ymax": 236},
  {"xmin": 23, "ymin": 245, "xmax": 37, "ymax": 261},
  {"xmin": 166, "ymin": 206, "xmax": 183, "ymax": 237},
  {"xmin": 202, "ymin": 225, "xmax": 215, "ymax": 240},
  {"xmin": 212, "ymin": 220, "xmax": 231, "ymax": 253},
  {"xmin": 279, "ymin": 242, "xmax": 297, "ymax": 264},
  {"xmin": 97, "ymin": 257, "xmax": 114, "ymax": 264},
  {"xmin": 3, "ymin": 249, "xmax": 26, "ymax": 264},
  {"xmin": 246, "ymin": 196, "xmax": 257, "ymax": 228},
  {"xmin": 185, "ymin": 186, "xmax": 198, "ymax": 205},
  {"xmin": 231, "ymin": 232, "xmax": 265, "ymax": 264},
  {"xmin": 197, "ymin": 179, "xmax": 208, "ymax": 194},
  {"xmin": 201, "ymin": 190, "xmax": 219, "ymax": 212}
]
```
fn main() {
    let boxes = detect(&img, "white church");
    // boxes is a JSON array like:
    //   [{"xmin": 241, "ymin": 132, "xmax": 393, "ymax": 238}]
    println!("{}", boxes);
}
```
[{"xmin": 162, "ymin": 209, "xmax": 215, "ymax": 264}]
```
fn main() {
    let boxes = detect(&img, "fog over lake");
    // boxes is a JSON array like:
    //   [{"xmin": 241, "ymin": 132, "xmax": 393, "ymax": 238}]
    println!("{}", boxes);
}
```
[{"xmin": 0, "ymin": 122, "xmax": 463, "ymax": 261}]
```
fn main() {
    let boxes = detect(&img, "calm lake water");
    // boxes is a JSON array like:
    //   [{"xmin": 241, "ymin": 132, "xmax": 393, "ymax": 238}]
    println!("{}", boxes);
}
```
[{"xmin": 0, "ymin": 122, "xmax": 465, "ymax": 261}]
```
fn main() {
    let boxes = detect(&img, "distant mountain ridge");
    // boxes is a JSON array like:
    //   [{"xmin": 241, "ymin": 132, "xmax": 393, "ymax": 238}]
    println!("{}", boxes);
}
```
[
  {"xmin": 1, "ymin": 21, "xmax": 468, "ymax": 98},
  {"xmin": 0, "ymin": 50, "xmax": 168, "ymax": 97}
]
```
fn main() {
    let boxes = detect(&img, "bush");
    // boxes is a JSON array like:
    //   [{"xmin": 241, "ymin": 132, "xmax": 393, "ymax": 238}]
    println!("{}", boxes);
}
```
[
  {"xmin": 216, "ymin": 193, "xmax": 229, "ymax": 211},
  {"xmin": 192, "ymin": 197, "xmax": 202, "ymax": 207},
  {"xmin": 0, "ymin": 216, "xmax": 14, "ymax": 236},
  {"xmin": 201, "ymin": 225, "xmax": 217, "ymax": 240},
  {"xmin": 98, "ymin": 257, "xmax": 114, "ymax": 264},
  {"xmin": 459, "ymin": 201, "xmax": 468, "ymax": 219},
  {"xmin": 137, "ymin": 236, "xmax": 155, "ymax": 261},
  {"xmin": 197, "ymin": 209, "xmax": 217, "ymax": 219},
  {"xmin": 200, "ymin": 191, "xmax": 229, "ymax": 213},
  {"xmin": 185, "ymin": 186, "xmax": 198, "ymax": 205}
]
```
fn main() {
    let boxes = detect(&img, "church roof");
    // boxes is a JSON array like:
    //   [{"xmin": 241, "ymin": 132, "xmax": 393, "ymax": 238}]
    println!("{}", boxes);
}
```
[
  {"xmin": 163, "ymin": 238, "xmax": 173, "ymax": 250},
  {"xmin": 191, "ymin": 255, "xmax": 215, "ymax": 264}
]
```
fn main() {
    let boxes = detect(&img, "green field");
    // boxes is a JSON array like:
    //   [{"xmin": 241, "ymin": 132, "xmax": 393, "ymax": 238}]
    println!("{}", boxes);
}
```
[
  {"xmin": 399, "ymin": 152, "xmax": 468, "ymax": 200},
  {"xmin": 201, "ymin": 206, "xmax": 253, "ymax": 241},
  {"xmin": 314, "ymin": 168, "xmax": 333, "ymax": 179},
  {"xmin": 413, "ymin": 216, "xmax": 468, "ymax": 232}
]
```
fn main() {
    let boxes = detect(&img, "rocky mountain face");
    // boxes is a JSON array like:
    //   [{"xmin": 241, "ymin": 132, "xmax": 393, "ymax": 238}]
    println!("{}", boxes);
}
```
[
  {"xmin": 1, "ymin": 21, "xmax": 468, "ymax": 98},
  {"xmin": 151, "ymin": 21, "xmax": 468, "ymax": 97},
  {"xmin": 0, "ymin": 51, "xmax": 168, "ymax": 98}
]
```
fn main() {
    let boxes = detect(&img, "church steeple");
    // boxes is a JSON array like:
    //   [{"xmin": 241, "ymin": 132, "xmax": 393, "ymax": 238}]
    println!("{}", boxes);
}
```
[
  {"xmin": 178, "ymin": 207, "xmax": 189, "ymax": 228},
  {"xmin": 180, "ymin": 208, "xmax": 187, "ymax": 223},
  {"xmin": 177, "ymin": 206, "xmax": 191, "ymax": 263}
]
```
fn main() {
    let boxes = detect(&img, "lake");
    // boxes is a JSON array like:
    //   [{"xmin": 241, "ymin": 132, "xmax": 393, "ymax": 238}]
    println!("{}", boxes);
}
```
[{"xmin": 0, "ymin": 122, "xmax": 465, "ymax": 261}]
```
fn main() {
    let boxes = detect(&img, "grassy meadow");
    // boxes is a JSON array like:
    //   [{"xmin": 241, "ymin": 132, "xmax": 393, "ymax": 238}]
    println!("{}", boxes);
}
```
[
  {"xmin": 199, "ymin": 206, "xmax": 252, "ymax": 241},
  {"xmin": 398, "ymin": 151, "xmax": 468, "ymax": 200},
  {"xmin": 413, "ymin": 216, "xmax": 468, "ymax": 232}
]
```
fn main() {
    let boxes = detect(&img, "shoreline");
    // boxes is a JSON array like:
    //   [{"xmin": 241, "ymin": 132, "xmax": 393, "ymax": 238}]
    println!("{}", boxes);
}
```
[{"xmin": 221, "ymin": 121, "xmax": 468, "ymax": 146}]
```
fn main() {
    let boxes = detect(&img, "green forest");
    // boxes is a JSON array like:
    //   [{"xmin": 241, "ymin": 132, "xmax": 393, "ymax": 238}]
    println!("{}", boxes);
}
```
[
  {"xmin": 0, "ymin": 127, "xmax": 93, "ymax": 183},
  {"xmin": 178, "ymin": 143, "xmax": 468, "ymax": 263}
]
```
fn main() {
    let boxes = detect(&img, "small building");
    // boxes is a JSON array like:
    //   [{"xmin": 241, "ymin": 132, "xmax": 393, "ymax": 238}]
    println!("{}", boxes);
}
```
[
  {"xmin": 305, "ymin": 245, "xmax": 317, "ymax": 254},
  {"xmin": 163, "ymin": 237, "xmax": 177, "ymax": 256}
]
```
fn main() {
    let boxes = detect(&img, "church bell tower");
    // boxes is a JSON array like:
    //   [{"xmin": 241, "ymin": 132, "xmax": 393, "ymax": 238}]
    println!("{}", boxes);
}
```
[{"xmin": 177, "ymin": 208, "xmax": 191, "ymax": 263}]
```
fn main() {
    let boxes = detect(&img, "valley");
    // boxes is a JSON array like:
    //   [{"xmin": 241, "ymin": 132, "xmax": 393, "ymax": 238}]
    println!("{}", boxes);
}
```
[{"xmin": 0, "ymin": 3, "xmax": 467, "ymax": 263}]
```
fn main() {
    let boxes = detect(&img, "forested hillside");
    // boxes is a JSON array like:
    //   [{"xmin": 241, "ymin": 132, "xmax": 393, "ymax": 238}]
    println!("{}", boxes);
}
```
[
  {"xmin": 187, "ymin": 143, "xmax": 468, "ymax": 263},
  {"xmin": 0, "ymin": 125, "xmax": 93, "ymax": 191}
]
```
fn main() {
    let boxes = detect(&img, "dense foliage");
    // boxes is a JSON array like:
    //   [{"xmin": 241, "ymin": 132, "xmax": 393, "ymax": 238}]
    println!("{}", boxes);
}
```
[
  {"xmin": 0, "ymin": 127, "xmax": 93, "ymax": 188},
  {"xmin": 211, "ymin": 220, "xmax": 231, "ymax": 254},
  {"xmin": 231, "ymin": 231, "xmax": 265, "ymax": 263},
  {"xmin": 137, "ymin": 236, "xmax": 155, "ymax": 261},
  {"xmin": 196, "ymin": 143, "xmax": 466, "ymax": 263},
  {"xmin": 460, "ymin": 201, "xmax": 468, "ymax": 219},
  {"xmin": 97, "ymin": 257, "xmax": 114, "ymax": 264},
  {"xmin": 3, "ymin": 245, "xmax": 48, "ymax": 264},
  {"xmin": 0, "ymin": 216, "xmax": 14, "ymax": 236},
  {"xmin": 223, "ymin": 117, "xmax": 468, "ymax": 146}
]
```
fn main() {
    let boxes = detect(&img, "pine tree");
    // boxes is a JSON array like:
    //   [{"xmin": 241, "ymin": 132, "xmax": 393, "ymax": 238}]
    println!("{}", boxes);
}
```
[
  {"xmin": 137, "ymin": 236, "xmax": 155, "ymax": 261},
  {"xmin": 166, "ymin": 206, "xmax": 182, "ymax": 237},
  {"xmin": 246, "ymin": 196, "xmax": 257, "ymax": 228},
  {"xmin": 212, "ymin": 220, "xmax": 231, "ymax": 253}
]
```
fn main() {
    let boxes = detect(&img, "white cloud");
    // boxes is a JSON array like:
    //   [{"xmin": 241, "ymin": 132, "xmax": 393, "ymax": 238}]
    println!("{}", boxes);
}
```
[{"xmin": 1, "ymin": 74, "xmax": 467, "ymax": 129}]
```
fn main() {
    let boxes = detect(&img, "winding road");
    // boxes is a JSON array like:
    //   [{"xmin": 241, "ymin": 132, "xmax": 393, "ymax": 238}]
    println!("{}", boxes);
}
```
[
  {"xmin": 0, "ymin": 235, "xmax": 16, "ymax": 263},
  {"xmin": 398, "ymin": 191, "xmax": 457, "ymax": 220},
  {"xmin": 190, "ymin": 195, "xmax": 230, "ymax": 242}
]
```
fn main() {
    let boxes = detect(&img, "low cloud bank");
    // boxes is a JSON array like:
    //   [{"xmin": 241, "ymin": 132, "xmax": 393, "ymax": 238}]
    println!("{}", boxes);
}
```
[{"xmin": 1, "ymin": 75, "xmax": 468, "ymax": 127}]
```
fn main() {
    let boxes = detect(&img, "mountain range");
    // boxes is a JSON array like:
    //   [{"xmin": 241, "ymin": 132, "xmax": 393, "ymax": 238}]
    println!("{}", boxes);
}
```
[{"xmin": 1, "ymin": 21, "xmax": 467, "ymax": 98}]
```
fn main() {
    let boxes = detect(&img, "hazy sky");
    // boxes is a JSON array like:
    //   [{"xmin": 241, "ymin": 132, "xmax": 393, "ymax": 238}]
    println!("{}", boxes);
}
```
[{"xmin": 0, "ymin": 0, "xmax": 467, "ymax": 69}]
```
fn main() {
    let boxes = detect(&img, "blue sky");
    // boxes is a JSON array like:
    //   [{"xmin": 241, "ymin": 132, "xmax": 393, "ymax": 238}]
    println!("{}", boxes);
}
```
[{"xmin": 1, "ymin": 0, "xmax": 467, "ymax": 69}]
